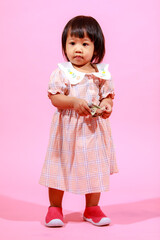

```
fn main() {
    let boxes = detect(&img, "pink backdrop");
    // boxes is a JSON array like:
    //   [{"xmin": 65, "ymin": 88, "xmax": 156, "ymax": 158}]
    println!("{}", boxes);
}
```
[{"xmin": 0, "ymin": 0, "xmax": 160, "ymax": 239}]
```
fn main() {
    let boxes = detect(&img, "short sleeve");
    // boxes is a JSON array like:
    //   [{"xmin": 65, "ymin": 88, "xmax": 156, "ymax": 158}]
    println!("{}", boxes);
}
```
[
  {"xmin": 99, "ymin": 78, "xmax": 115, "ymax": 100},
  {"xmin": 48, "ymin": 68, "xmax": 70, "ymax": 95}
]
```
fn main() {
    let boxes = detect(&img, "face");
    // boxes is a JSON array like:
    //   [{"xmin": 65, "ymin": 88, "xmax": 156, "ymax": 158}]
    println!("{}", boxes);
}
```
[{"xmin": 65, "ymin": 31, "xmax": 95, "ymax": 68}]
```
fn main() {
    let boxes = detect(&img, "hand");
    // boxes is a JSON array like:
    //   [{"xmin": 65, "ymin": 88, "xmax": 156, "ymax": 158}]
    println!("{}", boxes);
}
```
[
  {"xmin": 100, "ymin": 102, "xmax": 112, "ymax": 119},
  {"xmin": 94, "ymin": 107, "xmax": 105, "ymax": 116},
  {"xmin": 73, "ymin": 98, "xmax": 91, "ymax": 116}
]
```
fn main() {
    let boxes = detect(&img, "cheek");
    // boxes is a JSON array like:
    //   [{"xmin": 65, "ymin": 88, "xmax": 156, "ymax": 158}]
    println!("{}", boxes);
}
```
[
  {"xmin": 90, "ymin": 45, "xmax": 95, "ymax": 55},
  {"xmin": 88, "ymin": 46, "xmax": 95, "ymax": 58},
  {"xmin": 65, "ymin": 46, "xmax": 71, "ymax": 57}
]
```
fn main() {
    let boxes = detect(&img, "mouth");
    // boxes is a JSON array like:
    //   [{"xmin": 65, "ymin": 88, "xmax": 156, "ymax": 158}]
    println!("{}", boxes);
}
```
[{"xmin": 74, "ymin": 55, "xmax": 83, "ymax": 59}]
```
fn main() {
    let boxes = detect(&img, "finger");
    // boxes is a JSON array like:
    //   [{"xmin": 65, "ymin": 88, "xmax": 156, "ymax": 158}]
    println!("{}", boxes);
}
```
[
  {"xmin": 102, "ymin": 112, "xmax": 111, "ymax": 119},
  {"xmin": 83, "ymin": 105, "xmax": 91, "ymax": 115},
  {"xmin": 106, "ymin": 105, "xmax": 112, "ymax": 113},
  {"xmin": 80, "ymin": 111, "xmax": 88, "ymax": 116},
  {"xmin": 102, "ymin": 114, "xmax": 107, "ymax": 119},
  {"xmin": 96, "ymin": 109, "xmax": 103, "ymax": 115},
  {"xmin": 84, "ymin": 105, "xmax": 91, "ymax": 114},
  {"xmin": 78, "ymin": 111, "xmax": 86, "ymax": 116},
  {"xmin": 79, "ymin": 107, "xmax": 90, "ymax": 116}
]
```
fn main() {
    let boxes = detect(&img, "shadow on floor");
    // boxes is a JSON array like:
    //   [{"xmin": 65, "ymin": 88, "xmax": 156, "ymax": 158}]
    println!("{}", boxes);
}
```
[{"xmin": 0, "ymin": 195, "xmax": 160, "ymax": 225}]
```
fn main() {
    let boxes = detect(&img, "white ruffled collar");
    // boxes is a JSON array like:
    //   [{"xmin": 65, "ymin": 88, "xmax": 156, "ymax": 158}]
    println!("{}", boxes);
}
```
[{"xmin": 58, "ymin": 62, "xmax": 111, "ymax": 85}]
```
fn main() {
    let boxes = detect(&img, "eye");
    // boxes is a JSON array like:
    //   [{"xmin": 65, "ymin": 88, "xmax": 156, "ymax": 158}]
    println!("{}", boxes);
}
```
[
  {"xmin": 69, "ymin": 41, "xmax": 75, "ymax": 45},
  {"xmin": 83, "ymin": 43, "xmax": 88, "ymax": 46}
]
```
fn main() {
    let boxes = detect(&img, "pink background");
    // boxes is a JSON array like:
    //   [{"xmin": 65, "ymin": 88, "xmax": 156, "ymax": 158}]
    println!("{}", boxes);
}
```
[{"xmin": 0, "ymin": 0, "xmax": 160, "ymax": 239}]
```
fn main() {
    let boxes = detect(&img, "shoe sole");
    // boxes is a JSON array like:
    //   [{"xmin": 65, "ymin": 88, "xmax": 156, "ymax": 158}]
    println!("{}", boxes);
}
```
[
  {"xmin": 83, "ymin": 216, "xmax": 111, "ymax": 226},
  {"xmin": 45, "ymin": 219, "xmax": 64, "ymax": 227}
]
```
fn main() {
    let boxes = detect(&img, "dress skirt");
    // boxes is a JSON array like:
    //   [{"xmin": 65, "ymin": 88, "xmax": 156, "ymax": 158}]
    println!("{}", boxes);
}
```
[{"xmin": 39, "ymin": 109, "xmax": 118, "ymax": 194}]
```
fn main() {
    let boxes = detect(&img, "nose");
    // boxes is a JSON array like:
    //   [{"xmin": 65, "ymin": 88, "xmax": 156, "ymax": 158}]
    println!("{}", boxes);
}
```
[{"xmin": 75, "ymin": 43, "xmax": 82, "ymax": 53}]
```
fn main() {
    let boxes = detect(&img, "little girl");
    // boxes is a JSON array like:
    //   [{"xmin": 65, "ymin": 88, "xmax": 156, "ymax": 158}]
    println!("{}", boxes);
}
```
[{"xmin": 39, "ymin": 15, "xmax": 118, "ymax": 227}]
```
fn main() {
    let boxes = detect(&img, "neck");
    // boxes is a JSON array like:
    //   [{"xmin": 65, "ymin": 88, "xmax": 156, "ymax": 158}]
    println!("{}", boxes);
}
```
[{"xmin": 72, "ymin": 62, "xmax": 96, "ymax": 73}]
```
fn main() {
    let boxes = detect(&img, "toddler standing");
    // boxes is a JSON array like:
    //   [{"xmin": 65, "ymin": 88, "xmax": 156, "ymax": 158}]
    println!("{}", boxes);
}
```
[{"xmin": 39, "ymin": 15, "xmax": 118, "ymax": 227}]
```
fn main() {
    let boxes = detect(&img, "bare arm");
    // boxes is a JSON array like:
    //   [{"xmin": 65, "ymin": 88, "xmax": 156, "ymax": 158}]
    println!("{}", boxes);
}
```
[
  {"xmin": 48, "ymin": 92, "xmax": 76, "ymax": 109},
  {"xmin": 99, "ymin": 94, "xmax": 114, "ymax": 119},
  {"xmin": 48, "ymin": 93, "xmax": 91, "ymax": 116},
  {"xmin": 100, "ymin": 96, "xmax": 113, "ymax": 108}
]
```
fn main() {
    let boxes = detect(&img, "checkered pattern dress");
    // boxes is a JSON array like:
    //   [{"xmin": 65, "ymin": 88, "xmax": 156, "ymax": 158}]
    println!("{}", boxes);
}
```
[{"xmin": 39, "ymin": 62, "xmax": 118, "ymax": 194}]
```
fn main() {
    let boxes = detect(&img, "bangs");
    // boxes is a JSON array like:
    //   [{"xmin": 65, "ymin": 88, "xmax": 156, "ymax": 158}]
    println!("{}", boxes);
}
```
[
  {"xmin": 70, "ymin": 27, "xmax": 85, "ymax": 39},
  {"xmin": 69, "ymin": 24, "xmax": 94, "ymax": 42}
]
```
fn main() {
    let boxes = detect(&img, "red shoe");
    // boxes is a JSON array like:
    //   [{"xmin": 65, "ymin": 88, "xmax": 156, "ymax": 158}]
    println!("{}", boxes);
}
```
[
  {"xmin": 45, "ymin": 206, "xmax": 64, "ymax": 227},
  {"xmin": 83, "ymin": 206, "xmax": 111, "ymax": 226}
]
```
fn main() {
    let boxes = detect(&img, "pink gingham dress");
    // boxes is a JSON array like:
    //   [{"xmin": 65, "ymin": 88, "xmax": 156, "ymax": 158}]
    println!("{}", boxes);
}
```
[{"xmin": 39, "ymin": 62, "xmax": 118, "ymax": 194}]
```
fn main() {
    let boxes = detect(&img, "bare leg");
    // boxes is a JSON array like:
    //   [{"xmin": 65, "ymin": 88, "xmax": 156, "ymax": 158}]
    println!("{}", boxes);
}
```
[
  {"xmin": 84, "ymin": 192, "xmax": 111, "ymax": 226},
  {"xmin": 48, "ymin": 188, "xmax": 64, "ymax": 208},
  {"xmin": 85, "ymin": 192, "xmax": 101, "ymax": 207}
]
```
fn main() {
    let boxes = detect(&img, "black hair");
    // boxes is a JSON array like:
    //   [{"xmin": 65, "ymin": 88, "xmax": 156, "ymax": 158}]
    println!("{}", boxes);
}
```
[{"xmin": 62, "ymin": 15, "xmax": 105, "ymax": 63}]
